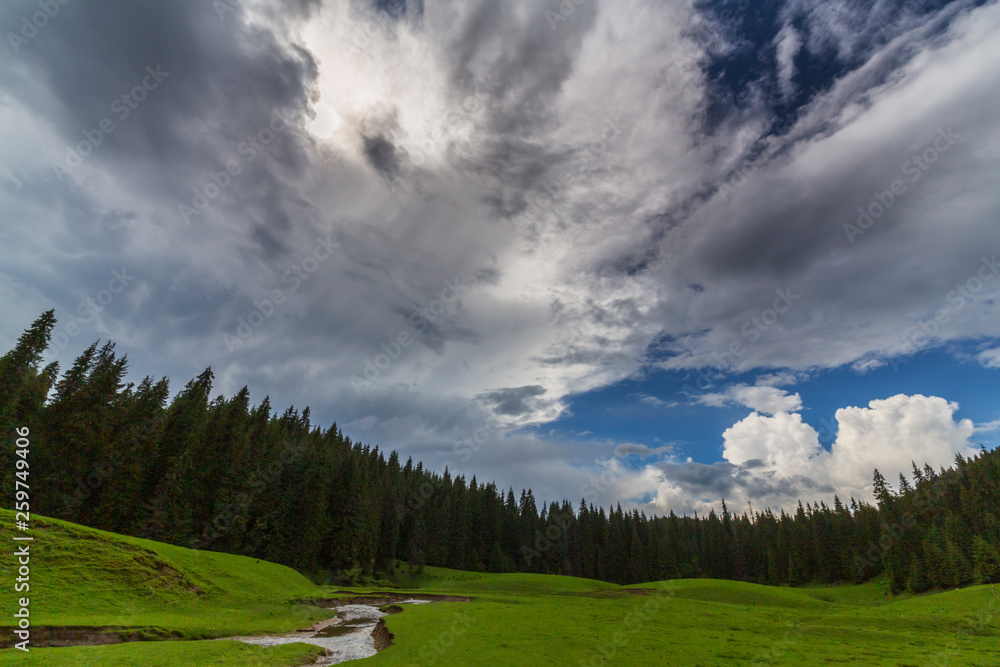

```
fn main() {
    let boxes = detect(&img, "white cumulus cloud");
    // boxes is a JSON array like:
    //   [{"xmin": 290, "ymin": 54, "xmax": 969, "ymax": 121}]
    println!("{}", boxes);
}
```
[
  {"xmin": 638, "ymin": 394, "xmax": 976, "ymax": 515},
  {"xmin": 722, "ymin": 410, "xmax": 822, "ymax": 473},
  {"xmin": 699, "ymin": 384, "xmax": 803, "ymax": 415},
  {"xmin": 825, "ymin": 394, "xmax": 975, "ymax": 492}
]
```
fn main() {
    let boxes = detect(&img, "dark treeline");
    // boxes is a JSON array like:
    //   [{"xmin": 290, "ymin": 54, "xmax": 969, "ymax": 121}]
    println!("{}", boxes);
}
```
[{"xmin": 2, "ymin": 312, "xmax": 999, "ymax": 593}]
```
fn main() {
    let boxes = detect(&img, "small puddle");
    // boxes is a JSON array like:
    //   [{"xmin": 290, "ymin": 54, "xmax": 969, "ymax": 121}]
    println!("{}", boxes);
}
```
[{"xmin": 227, "ymin": 600, "xmax": 429, "ymax": 665}]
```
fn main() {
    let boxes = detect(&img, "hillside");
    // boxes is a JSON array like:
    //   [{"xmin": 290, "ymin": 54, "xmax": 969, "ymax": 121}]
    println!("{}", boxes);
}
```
[
  {"xmin": 372, "ymin": 572, "xmax": 1000, "ymax": 666},
  {"xmin": 2, "ymin": 516, "xmax": 998, "ymax": 665},
  {"xmin": 0, "ymin": 509, "xmax": 331, "ymax": 665}
]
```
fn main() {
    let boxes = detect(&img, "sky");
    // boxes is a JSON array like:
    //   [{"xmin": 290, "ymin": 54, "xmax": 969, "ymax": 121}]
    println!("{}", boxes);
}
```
[{"xmin": 2, "ymin": 0, "xmax": 999, "ymax": 517}]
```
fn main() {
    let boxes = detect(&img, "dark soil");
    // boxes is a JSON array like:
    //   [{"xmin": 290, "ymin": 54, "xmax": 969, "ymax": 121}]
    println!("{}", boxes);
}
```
[
  {"xmin": 371, "ymin": 619, "xmax": 394, "ymax": 651},
  {"xmin": 0, "ymin": 626, "xmax": 184, "ymax": 649}
]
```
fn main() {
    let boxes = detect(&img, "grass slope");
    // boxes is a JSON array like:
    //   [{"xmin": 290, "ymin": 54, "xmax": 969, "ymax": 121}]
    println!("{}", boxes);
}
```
[
  {"xmin": 1, "ymin": 642, "xmax": 323, "ymax": 667},
  {"xmin": 0, "ymin": 510, "xmax": 330, "ymax": 665},
  {"xmin": 3, "ymin": 512, "xmax": 999, "ymax": 666},
  {"xmin": 363, "ymin": 568, "xmax": 1000, "ymax": 666}
]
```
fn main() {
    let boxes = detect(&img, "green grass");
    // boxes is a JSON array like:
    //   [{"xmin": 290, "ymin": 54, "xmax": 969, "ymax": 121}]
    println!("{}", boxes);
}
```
[
  {"xmin": 360, "ymin": 570, "xmax": 1000, "ymax": 666},
  {"xmin": 0, "ymin": 510, "xmax": 333, "ymax": 634},
  {"xmin": 3, "ymin": 511, "xmax": 999, "ymax": 665},
  {"xmin": 0, "ymin": 510, "xmax": 333, "ymax": 665},
  {"xmin": 396, "ymin": 565, "xmax": 614, "ymax": 595},
  {"xmin": 0, "ymin": 641, "xmax": 325, "ymax": 666}
]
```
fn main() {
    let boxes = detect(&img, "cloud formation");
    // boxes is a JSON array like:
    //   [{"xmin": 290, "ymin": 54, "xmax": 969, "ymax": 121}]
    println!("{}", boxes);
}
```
[
  {"xmin": 977, "ymin": 347, "xmax": 1000, "ymax": 369},
  {"xmin": 1, "ymin": 0, "xmax": 998, "ymax": 514},
  {"xmin": 699, "ymin": 384, "xmax": 803, "ymax": 415},
  {"xmin": 632, "ymin": 394, "xmax": 977, "ymax": 515}
]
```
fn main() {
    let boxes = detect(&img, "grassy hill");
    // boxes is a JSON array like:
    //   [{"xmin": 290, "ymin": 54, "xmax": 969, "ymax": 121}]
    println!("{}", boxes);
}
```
[
  {"xmin": 0, "ymin": 509, "xmax": 330, "ymax": 665},
  {"xmin": 2, "ymin": 511, "xmax": 998, "ymax": 665},
  {"xmin": 365, "ymin": 569, "xmax": 1000, "ymax": 666}
]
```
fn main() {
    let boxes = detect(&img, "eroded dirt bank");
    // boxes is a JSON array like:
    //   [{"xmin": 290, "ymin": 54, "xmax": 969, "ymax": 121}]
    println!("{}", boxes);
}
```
[
  {"xmin": 0, "ymin": 626, "xmax": 183, "ymax": 649},
  {"xmin": 371, "ymin": 618, "xmax": 394, "ymax": 651}
]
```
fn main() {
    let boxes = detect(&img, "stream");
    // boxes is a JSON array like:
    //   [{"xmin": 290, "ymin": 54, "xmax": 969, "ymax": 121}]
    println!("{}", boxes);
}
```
[{"xmin": 227, "ymin": 599, "xmax": 429, "ymax": 665}]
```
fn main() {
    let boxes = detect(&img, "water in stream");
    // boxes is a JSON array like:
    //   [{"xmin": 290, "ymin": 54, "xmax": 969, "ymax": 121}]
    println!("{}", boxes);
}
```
[{"xmin": 229, "ymin": 600, "xmax": 429, "ymax": 665}]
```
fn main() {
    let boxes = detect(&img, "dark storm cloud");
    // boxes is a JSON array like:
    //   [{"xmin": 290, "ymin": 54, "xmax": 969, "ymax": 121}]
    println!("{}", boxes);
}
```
[
  {"xmin": 473, "ymin": 138, "xmax": 571, "ymax": 220},
  {"xmin": 2, "ymin": 0, "xmax": 998, "ymax": 517},
  {"xmin": 2, "ymin": 0, "xmax": 317, "ymax": 150},
  {"xmin": 535, "ymin": 347, "xmax": 608, "ymax": 367},
  {"xmin": 0, "ymin": 0, "xmax": 346, "ymax": 418},
  {"xmin": 651, "ymin": 3, "xmax": 978, "ymax": 281},
  {"xmin": 325, "ymin": 220, "xmax": 487, "ymax": 355},
  {"xmin": 374, "ymin": 0, "xmax": 423, "ymax": 18},
  {"xmin": 0, "ymin": 0, "xmax": 320, "ymax": 243},
  {"xmin": 439, "ymin": 0, "xmax": 599, "ymax": 222},
  {"xmin": 362, "ymin": 134, "xmax": 402, "ymax": 177},
  {"xmin": 478, "ymin": 385, "xmax": 547, "ymax": 416},
  {"xmin": 655, "ymin": 459, "xmax": 835, "ymax": 510}
]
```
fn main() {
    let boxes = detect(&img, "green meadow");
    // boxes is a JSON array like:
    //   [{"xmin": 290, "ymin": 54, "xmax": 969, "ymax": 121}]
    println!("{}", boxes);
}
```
[
  {"xmin": 2, "ymin": 510, "xmax": 998, "ymax": 666},
  {"xmin": 366, "ymin": 567, "xmax": 1000, "ymax": 666}
]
